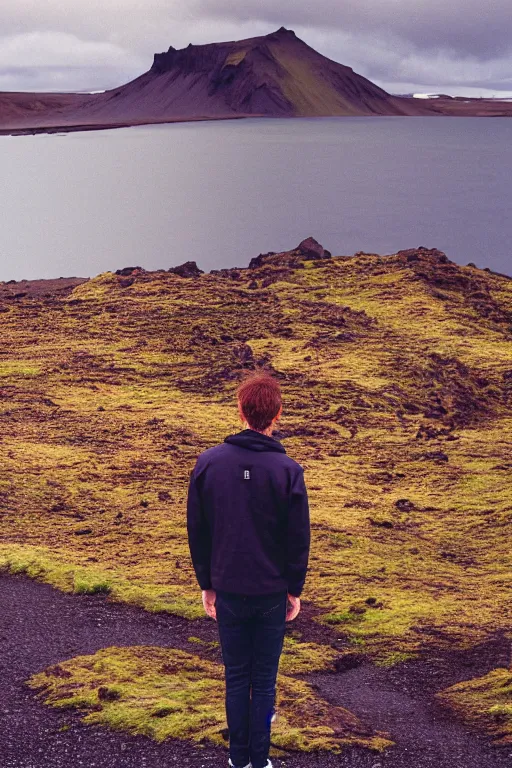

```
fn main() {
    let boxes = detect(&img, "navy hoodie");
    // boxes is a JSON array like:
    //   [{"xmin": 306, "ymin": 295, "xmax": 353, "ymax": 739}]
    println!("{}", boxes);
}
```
[{"xmin": 186, "ymin": 429, "xmax": 310, "ymax": 597}]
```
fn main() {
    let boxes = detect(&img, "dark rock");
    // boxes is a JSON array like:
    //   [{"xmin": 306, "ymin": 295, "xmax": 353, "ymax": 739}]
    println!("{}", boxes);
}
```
[
  {"xmin": 344, "ymin": 500, "xmax": 373, "ymax": 509},
  {"xmin": 98, "ymin": 686, "xmax": 121, "ymax": 702},
  {"xmin": 402, "ymin": 401, "xmax": 421, "ymax": 413},
  {"xmin": 47, "ymin": 664, "xmax": 72, "ymax": 679},
  {"xmin": 168, "ymin": 261, "xmax": 204, "ymax": 278},
  {"xmin": 349, "ymin": 604, "xmax": 367, "ymax": 615},
  {"xmin": 248, "ymin": 252, "xmax": 276, "ymax": 269},
  {"xmin": 333, "ymin": 653, "xmax": 366, "ymax": 673},
  {"xmin": 273, "ymin": 326, "xmax": 293, "ymax": 338},
  {"xmin": 415, "ymin": 421, "xmax": 454, "ymax": 440},
  {"xmin": 395, "ymin": 499, "xmax": 416, "ymax": 511},
  {"xmin": 367, "ymin": 471, "xmax": 394, "ymax": 483},
  {"xmin": 115, "ymin": 266, "xmax": 143, "ymax": 276},
  {"xmin": 249, "ymin": 238, "xmax": 330, "ymax": 269},
  {"xmin": 118, "ymin": 278, "xmax": 134, "ymax": 288},
  {"xmin": 238, "ymin": 343, "xmax": 254, "ymax": 367},
  {"xmin": 74, "ymin": 527, "xmax": 93, "ymax": 535},
  {"xmin": 158, "ymin": 491, "xmax": 172, "ymax": 502},
  {"xmin": 422, "ymin": 451, "xmax": 449, "ymax": 462},
  {"xmin": 367, "ymin": 517, "xmax": 394, "ymax": 528},
  {"xmin": 50, "ymin": 502, "xmax": 67, "ymax": 513},
  {"xmin": 423, "ymin": 405, "xmax": 448, "ymax": 419},
  {"xmin": 296, "ymin": 236, "xmax": 331, "ymax": 260}
]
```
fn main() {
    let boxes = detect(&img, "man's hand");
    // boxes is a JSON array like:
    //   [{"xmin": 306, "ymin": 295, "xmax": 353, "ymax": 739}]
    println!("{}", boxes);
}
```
[
  {"xmin": 202, "ymin": 589, "xmax": 217, "ymax": 620},
  {"xmin": 286, "ymin": 593, "xmax": 301, "ymax": 621}
]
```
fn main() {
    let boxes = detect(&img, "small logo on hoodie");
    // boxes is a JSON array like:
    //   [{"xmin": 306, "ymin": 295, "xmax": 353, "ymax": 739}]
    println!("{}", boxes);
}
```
[{"xmin": 243, "ymin": 469, "xmax": 251, "ymax": 480}]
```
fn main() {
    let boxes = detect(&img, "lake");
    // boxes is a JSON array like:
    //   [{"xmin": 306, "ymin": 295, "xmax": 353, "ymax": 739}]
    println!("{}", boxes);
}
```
[{"xmin": 1, "ymin": 117, "xmax": 511, "ymax": 281}]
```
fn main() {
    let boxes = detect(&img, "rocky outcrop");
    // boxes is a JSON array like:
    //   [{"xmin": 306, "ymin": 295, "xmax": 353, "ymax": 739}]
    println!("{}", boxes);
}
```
[
  {"xmin": 249, "ymin": 237, "xmax": 330, "ymax": 269},
  {"xmin": 168, "ymin": 261, "xmax": 204, "ymax": 278},
  {"xmin": 115, "ymin": 266, "xmax": 145, "ymax": 276}
]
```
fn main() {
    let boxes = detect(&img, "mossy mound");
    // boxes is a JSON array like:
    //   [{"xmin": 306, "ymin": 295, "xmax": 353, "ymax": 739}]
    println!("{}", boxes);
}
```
[
  {"xmin": 27, "ymin": 646, "xmax": 390, "ymax": 753},
  {"xmin": 437, "ymin": 668, "xmax": 512, "ymax": 744}
]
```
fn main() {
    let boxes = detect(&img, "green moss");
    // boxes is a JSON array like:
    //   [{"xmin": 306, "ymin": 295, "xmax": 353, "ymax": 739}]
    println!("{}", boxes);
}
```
[
  {"xmin": 438, "ymin": 668, "xmax": 512, "ymax": 744},
  {"xmin": 27, "ymin": 646, "xmax": 391, "ymax": 753},
  {"xmin": 1, "ymin": 248, "xmax": 512, "ymax": 736}
]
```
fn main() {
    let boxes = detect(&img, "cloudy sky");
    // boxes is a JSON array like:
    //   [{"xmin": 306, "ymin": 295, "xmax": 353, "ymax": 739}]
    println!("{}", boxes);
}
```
[{"xmin": 1, "ymin": 1, "xmax": 512, "ymax": 97}]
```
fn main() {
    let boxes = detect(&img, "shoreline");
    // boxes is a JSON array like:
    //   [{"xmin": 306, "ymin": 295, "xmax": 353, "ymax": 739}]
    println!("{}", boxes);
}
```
[{"xmin": 3, "ymin": 100, "xmax": 512, "ymax": 137}]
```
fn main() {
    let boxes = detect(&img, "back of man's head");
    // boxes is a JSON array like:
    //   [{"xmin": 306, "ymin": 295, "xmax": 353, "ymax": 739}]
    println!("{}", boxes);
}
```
[{"xmin": 237, "ymin": 372, "xmax": 282, "ymax": 432}]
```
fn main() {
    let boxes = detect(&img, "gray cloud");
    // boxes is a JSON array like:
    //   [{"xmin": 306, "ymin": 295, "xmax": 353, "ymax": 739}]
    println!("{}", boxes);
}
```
[
  {"xmin": 192, "ymin": 0, "xmax": 512, "ymax": 59},
  {"xmin": 1, "ymin": 1, "xmax": 512, "ymax": 96}
]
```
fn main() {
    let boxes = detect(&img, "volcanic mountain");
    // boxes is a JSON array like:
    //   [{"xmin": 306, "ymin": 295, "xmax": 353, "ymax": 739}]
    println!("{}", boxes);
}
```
[
  {"xmin": 2, "ymin": 27, "xmax": 512, "ymax": 134},
  {"xmin": 74, "ymin": 26, "xmax": 420, "ymax": 122}
]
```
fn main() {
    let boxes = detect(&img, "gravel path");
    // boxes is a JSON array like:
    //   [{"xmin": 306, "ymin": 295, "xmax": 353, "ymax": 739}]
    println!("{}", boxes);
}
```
[{"xmin": 1, "ymin": 573, "xmax": 510, "ymax": 768}]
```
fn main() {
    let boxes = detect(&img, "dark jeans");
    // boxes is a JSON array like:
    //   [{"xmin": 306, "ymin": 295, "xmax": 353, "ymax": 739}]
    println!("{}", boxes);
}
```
[{"xmin": 216, "ymin": 589, "xmax": 288, "ymax": 768}]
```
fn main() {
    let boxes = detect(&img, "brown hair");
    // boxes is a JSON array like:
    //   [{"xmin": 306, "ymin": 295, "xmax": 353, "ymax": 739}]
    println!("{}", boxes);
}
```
[{"xmin": 237, "ymin": 372, "xmax": 282, "ymax": 432}]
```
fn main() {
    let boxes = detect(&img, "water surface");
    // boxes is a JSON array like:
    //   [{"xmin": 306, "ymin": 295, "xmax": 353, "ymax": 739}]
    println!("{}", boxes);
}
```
[{"xmin": 1, "ymin": 117, "xmax": 511, "ymax": 281}]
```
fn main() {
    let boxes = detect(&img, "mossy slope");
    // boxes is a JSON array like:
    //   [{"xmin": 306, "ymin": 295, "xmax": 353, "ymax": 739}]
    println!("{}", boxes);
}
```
[{"xmin": 1, "ymin": 243, "xmax": 511, "ymax": 661}]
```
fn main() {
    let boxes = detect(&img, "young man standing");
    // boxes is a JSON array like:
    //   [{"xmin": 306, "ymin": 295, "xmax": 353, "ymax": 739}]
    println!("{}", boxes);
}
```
[{"xmin": 187, "ymin": 373, "xmax": 310, "ymax": 768}]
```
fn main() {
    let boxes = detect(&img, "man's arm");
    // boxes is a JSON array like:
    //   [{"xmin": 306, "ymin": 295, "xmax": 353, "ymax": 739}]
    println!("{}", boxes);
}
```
[
  {"xmin": 186, "ymin": 465, "xmax": 213, "ymax": 591},
  {"xmin": 285, "ymin": 468, "xmax": 310, "ymax": 599}
]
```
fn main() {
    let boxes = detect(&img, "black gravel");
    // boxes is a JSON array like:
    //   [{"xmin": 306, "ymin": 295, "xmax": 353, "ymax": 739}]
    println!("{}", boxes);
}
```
[{"xmin": 1, "ymin": 573, "xmax": 511, "ymax": 768}]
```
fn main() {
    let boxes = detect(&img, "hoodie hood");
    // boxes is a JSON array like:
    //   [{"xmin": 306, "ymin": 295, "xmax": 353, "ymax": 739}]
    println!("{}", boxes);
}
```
[{"xmin": 224, "ymin": 429, "xmax": 286, "ymax": 453}]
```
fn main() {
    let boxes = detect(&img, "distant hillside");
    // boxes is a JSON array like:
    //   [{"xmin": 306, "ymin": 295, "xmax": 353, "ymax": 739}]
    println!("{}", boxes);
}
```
[{"xmin": 2, "ymin": 27, "xmax": 512, "ymax": 134}]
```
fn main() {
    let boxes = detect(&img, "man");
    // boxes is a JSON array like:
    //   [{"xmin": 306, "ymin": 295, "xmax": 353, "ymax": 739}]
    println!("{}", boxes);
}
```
[{"xmin": 187, "ymin": 372, "xmax": 310, "ymax": 768}]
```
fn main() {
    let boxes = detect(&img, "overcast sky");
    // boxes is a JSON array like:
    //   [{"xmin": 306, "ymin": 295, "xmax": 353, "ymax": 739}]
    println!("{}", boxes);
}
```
[{"xmin": 1, "ymin": 1, "xmax": 512, "ymax": 97}]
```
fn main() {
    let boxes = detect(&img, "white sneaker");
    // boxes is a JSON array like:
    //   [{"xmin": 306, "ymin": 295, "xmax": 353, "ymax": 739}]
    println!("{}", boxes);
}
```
[{"xmin": 228, "ymin": 760, "xmax": 251, "ymax": 768}]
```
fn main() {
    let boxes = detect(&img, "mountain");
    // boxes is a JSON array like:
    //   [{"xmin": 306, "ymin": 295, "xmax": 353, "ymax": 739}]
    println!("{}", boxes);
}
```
[
  {"xmin": 75, "ymin": 26, "xmax": 420, "ymax": 122},
  {"xmin": 3, "ymin": 27, "xmax": 512, "ymax": 134}
]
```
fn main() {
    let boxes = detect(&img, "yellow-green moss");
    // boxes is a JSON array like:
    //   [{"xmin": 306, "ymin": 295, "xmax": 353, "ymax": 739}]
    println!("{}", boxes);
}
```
[
  {"xmin": 437, "ymin": 668, "xmax": 512, "ymax": 744},
  {"xmin": 1, "ymin": 250, "xmax": 511, "ymax": 672},
  {"xmin": 27, "ymin": 646, "xmax": 391, "ymax": 753},
  {"xmin": 279, "ymin": 637, "xmax": 339, "ymax": 674}
]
